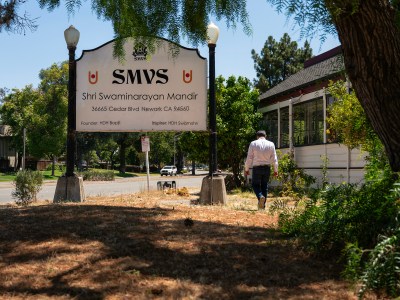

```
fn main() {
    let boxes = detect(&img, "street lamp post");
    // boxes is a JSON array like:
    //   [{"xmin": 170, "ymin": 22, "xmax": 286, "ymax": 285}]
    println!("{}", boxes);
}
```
[
  {"xmin": 64, "ymin": 25, "xmax": 80, "ymax": 177},
  {"xmin": 207, "ymin": 22, "xmax": 219, "ymax": 176},
  {"xmin": 199, "ymin": 22, "xmax": 227, "ymax": 205},
  {"xmin": 53, "ymin": 25, "xmax": 85, "ymax": 202}
]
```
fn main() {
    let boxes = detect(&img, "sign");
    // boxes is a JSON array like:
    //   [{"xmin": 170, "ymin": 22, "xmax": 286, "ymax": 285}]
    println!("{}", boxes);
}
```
[
  {"xmin": 76, "ymin": 38, "xmax": 207, "ymax": 132},
  {"xmin": 141, "ymin": 136, "xmax": 150, "ymax": 152}
]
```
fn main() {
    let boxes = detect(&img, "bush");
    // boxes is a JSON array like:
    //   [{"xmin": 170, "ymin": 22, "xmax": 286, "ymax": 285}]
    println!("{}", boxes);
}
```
[
  {"xmin": 12, "ymin": 170, "xmax": 43, "ymax": 206},
  {"xmin": 81, "ymin": 170, "xmax": 115, "ymax": 181},
  {"xmin": 45, "ymin": 163, "xmax": 65, "ymax": 172},
  {"xmin": 342, "ymin": 183, "xmax": 400, "ymax": 299},
  {"xmin": 224, "ymin": 173, "xmax": 247, "ymax": 192},
  {"xmin": 275, "ymin": 150, "xmax": 316, "ymax": 200},
  {"xmin": 276, "ymin": 175, "xmax": 399, "ymax": 255}
]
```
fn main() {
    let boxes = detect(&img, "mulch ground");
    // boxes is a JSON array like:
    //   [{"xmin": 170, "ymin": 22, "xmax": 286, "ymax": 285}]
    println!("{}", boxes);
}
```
[{"xmin": 0, "ymin": 189, "xmax": 379, "ymax": 299}]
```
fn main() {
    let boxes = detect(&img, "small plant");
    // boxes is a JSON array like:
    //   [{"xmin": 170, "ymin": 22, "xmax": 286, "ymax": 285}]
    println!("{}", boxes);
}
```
[{"xmin": 12, "ymin": 170, "xmax": 43, "ymax": 206}]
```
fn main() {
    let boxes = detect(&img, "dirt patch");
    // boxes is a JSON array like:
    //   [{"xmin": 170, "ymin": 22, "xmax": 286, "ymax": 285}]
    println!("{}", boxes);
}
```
[{"xmin": 0, "ymin": 189, "xmax": 378, "ymax": 299}]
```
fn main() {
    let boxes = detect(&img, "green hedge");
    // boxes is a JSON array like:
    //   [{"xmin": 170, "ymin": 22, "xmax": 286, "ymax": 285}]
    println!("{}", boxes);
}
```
[{"xmin": 80, "ymin": 170, "xmax": 115, "ymax": 181}]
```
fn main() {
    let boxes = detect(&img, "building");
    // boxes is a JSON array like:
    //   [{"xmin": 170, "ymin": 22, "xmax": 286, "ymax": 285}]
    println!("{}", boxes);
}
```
[
  {"xmin": 258, "ymin": 46, "xmax": 366, "ymax": 185},
  {"xmin": 0, "ymin": 125, "xmax": 17, "ymax": 171}
]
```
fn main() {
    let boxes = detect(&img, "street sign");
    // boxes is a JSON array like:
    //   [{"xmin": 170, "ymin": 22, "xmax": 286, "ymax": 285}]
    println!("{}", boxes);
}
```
[{"xmin": 141, "ymin": 136, "xmax": 150, "ymax": 152}]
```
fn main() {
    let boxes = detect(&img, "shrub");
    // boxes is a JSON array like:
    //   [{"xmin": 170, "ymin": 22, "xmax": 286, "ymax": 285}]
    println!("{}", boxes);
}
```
[
  {"xmin": 342, "ymin": 183, "xmax": 400, "ymax": 299},
  {"xmin": 12, "ymin": 170, "xmax": 43, "ymax": 206},
  {"xmin": 275, "ymin": 150, "xmax": 316, "ymax": 200},
  {"xmin": 81, "ymin": 170, "xmax": 115, "ymax": 181},
  {"xmin": 358, "ymin": 225, "xmax": 400, "ymax": 299},
  {"xmin": 276, "ymin": 175, "xmax": 399, "ymax": 255},
  {"xmin": 224, "ymin": 173, "xmax": 247, "ymax": 192}
]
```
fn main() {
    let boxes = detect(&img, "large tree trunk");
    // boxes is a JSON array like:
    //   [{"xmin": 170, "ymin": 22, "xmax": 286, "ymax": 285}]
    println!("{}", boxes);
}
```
[{"xmin": 333, "ymin": 0, "xmax": 400, "ymax": 171}]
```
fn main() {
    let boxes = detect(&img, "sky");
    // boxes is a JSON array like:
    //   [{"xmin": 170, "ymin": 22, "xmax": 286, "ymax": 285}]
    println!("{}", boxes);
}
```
[{"xmin": 0, "ymin": 1, "xmax": 340, "ymax": 90}]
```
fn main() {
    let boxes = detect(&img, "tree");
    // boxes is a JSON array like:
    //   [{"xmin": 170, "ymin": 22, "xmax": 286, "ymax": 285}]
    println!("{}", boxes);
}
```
[
  {"xmin": 327, "ymin": 80, "xmax": 390, "ymax": 180},
  {"xmin": 8, "ymin": 1, "xmax": 399, "ymax": 171},
  {"xmin": 0, "ymin": 85, "xmax": 38, "ymax": 169},
  {"xmin": 216, "ymin": 76, "xmax": 261, "ymax": 186},
  {"xmin": 3, "ymin": 0, "xmax": 250, "ymax": 46},
  {"xmin": 95, "ymin": 133, "xmax": 119, "ymax": 169},
  {"xmin": 181, "ymin": 75, "xmax": 261, "ymax": 187},
  {"xmin": 265, "ymin": 0, "xmax": 400, "ymax": 171},
  {"xmin": 0, "ymin": 63, "xmax": 68, "ymax": 173},
  {"xmin": 0, "ymin": 88, "xmax": 9, "ymax": 103},
  {"xmin": 76, "ymin": 132, "xmax": 98, "ymax": 170},
  {"xmin": 0, "ymin": 1, "xmax": 37, "ymax": 34},
  {"xmin": 115, "ymin": 133, "xmax": 141, "ymax": 173},
  {"xmin": 179, "ymin": 131, "xmax": 209, "ymax": 168},
  {"xmin": 148, "ymin": 132, "xmax": 175, "ymax": 169},
  {"xmin": 251, "ymin": 33, "xmax": 313, "ymax": 92},
  {"xmin": 30, "ymin": 62, "xmax": 68, "ymax": 175},
  {"xmin": 327, "ymin": 80, "xmax": 377, "ymax": 151}
]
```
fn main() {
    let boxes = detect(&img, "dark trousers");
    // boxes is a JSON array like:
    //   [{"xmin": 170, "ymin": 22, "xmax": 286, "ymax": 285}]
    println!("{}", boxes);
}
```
[{"xmin": 251, "ymin": 165, "xmax": 271, "ymax": 200}]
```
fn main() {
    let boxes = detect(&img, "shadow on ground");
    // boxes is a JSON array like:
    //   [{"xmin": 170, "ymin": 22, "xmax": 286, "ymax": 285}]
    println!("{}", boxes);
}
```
[{"xmin": 0, "ymin": 202, "xmax": 361, "ymax": 299}]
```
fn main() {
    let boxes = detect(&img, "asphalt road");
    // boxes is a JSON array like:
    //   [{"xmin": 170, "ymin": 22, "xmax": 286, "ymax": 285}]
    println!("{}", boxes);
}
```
[{"xmin": 0, "ymin": 172, "xmax": 208, "ymax": 204}]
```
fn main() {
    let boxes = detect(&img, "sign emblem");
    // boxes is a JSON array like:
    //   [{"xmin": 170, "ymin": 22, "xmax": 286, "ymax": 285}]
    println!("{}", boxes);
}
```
[
  {"xmin": 133, "ymin": 45, "xmax": 147, "ymax": 61},
  {"xmin": 88, "ymin": 71, "xmax": 98, "ymax": 84},
  {"xmin": 183, "ymin": 70, "xmax": 192, "ymax": 83}
]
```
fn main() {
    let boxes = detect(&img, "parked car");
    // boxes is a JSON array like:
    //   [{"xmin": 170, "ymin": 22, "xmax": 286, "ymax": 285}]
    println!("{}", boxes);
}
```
[{"xmin": 160, "ymin": 165, "xmax": 177, "ymax": 176}]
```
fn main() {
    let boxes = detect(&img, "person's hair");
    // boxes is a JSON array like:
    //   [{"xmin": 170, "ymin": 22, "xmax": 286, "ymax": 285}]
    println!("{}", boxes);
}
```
[{"xmin": 256, "ymin": 130, "xmax": 266, "ymax": 137}]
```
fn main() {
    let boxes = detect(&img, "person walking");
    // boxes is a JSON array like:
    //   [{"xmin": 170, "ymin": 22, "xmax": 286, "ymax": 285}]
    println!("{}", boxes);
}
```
[{"xmin": 244, "ymin": 130, "xmax": 278, "ymax": 210}]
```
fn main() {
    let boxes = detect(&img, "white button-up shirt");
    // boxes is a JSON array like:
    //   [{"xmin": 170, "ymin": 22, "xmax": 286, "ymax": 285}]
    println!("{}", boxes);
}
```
[{"xmin": 245, "ymin": 137, "xmax": 278, "ymax": 173}]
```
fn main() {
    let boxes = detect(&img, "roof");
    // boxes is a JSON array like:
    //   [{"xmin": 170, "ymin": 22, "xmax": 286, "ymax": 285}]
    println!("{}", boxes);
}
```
[{"xmin": 259, "ymin": 46, "xmax": 345, "ymax": 101}]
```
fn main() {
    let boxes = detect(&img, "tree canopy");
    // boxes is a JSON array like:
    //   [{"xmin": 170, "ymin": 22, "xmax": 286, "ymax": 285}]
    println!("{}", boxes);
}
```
[
  {"xmin": 180, "ymin": 75, "xmax": 261, "ymax": 186},
  {"xmin": 251, "ymin": 33, "xmax": 312, "ymax": 93},
  {"xmin": 326, "ymin": 80, "xmax": 376, "ymax": 151},
  {"xmin": 4, "ymin": 0, "xmax": 400, "ymax": 171},
  {"xmin": 265, "ymin": 0, "xmax": 400, "ymax": 171},
  {"xmin": 0, "ymin": 62, "xmax": 68, "ymax": 171},
  {"xmin": 1, "ymin": 0, "xmax": 251, "ymax": 45}
]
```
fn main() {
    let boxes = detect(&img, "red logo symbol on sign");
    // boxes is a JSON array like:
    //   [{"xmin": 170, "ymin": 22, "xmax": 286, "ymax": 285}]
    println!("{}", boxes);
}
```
[
  {"xmin": 182, "ymin": 70, "xmax": 192, "ymax": 83},
  {"xmin": 88, "ymin": 71, "xmax": 99, "ymax": 84}
]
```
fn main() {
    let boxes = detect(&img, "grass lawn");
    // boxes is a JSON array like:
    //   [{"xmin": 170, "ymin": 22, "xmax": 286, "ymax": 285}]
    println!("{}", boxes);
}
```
[
  {"xmin": 0, "ymin": 189, "xmax": 378, "ymax": 299},
  {"xmin": 0, "ymin": 173, "xmax": 16, "ymax": 182}
]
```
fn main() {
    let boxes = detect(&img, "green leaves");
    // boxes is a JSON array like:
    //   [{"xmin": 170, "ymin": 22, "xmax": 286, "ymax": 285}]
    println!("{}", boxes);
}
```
[
  {"xmin": 327, "ymin": 80, "xmax": 374, "ymax": 151},
  {"xmin": 88, "ymin": 0, "xmax": 250, "ymax": 46},
  {"xmin": 251, "ymin": 33, "xmax": 312, "ymax": 93},
  {"xmin": 179, "ymin": 75, "xmax": 260, "ymax": 187},
  {"xmin": 215, "ymin": 75, "xmax": 261, "ymax": 184},
  {"xmin": 0, "ymin": 62, "xmax": 68, "ymax": 160},
  {"xmin": 266, "ymin": 0, "xmax": 336, "ymax": 42}
]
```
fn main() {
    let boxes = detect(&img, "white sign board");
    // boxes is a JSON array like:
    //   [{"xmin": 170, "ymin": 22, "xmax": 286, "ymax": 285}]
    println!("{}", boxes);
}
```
[
  {"xmin": 141, "ymin": 136, "xmax": 150, "ymax": 152},
  {"xmin": 76, "ymin": 38, "xmax": 207, "ymax": 132}
]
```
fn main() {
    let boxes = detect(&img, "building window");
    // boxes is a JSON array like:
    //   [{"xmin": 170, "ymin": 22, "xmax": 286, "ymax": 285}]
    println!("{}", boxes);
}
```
[
  {"xmin": 264, "ymin": 110, "xmax": 278, "ymax": 146},
  {"xmin": 280, "ymin": 107, "xmax": 289, "ymax": 148},
  {"xmin": 293, "ymin": 98, "xmax": 324, "ymax": 146}
]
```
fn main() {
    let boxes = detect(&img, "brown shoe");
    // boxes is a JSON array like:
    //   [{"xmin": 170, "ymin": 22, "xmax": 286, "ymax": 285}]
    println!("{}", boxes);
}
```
[{"xmin": 258, "ymin": 196, "xmax": 266, "ymax": 210}]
